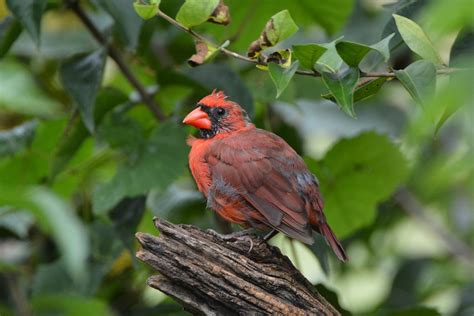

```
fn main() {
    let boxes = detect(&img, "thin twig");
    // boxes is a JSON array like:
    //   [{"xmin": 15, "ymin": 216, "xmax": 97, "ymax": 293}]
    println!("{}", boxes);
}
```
[
  {"xmin": 395, "ymin": 188, "xmax": 474, "ymax": 267},
  {"xmin": 65, "ymin": 0, "xmax": 165, "ymax": 121},
  {"xmin": 156, "ymin": 9, "xmax": 465, "ymax": 79}
]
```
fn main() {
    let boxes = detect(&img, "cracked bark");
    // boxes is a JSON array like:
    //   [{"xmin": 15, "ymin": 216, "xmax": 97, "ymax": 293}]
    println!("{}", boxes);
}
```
[{"xmin": 136, "ymin": 218, "xmax": 340, "ymax": 315}]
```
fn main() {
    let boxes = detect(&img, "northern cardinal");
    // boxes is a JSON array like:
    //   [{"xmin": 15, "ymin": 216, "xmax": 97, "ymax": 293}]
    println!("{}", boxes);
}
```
[{"xmin": 183, "ymin": 91, "xmax": 347, "ymax": 261}]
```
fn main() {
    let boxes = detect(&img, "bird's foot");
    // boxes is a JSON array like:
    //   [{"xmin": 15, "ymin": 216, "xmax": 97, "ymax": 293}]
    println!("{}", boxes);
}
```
[{"xmin": 207, "ymin": 228, "xmax": 256, "ymax": 253}]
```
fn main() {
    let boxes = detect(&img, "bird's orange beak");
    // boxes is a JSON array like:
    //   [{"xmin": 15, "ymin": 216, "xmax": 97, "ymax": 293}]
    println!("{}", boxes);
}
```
[{"xmin": 183, "ymin": 107, "xmax": 212, "ymax": 130}]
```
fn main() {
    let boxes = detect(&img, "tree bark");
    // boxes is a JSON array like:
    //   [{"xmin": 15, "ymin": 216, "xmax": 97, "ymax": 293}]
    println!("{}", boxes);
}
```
[{"xmin": 135, "ymin": 218, "xmax": 340, "ymax": 315}]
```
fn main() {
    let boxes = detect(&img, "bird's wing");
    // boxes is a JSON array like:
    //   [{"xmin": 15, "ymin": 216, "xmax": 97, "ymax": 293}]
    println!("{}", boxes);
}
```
[{"xmin": 206, "ymin": 129, "xmax": 316, "ymax": 244}]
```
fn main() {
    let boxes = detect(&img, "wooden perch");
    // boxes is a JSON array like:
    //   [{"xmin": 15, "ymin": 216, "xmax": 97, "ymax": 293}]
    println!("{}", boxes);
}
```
[{"xmin": 135, "ymin": 218, "xmax": 340, "ymax": 315}]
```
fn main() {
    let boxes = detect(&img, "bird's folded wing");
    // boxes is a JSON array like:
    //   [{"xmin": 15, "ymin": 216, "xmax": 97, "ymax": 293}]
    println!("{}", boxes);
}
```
[{"xmin": 207, "ymin": 133, "xmax": 314, "ymax": 244}]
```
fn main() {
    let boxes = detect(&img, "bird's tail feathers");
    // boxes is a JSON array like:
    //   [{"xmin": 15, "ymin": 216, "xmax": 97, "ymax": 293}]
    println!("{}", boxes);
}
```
[{"xmin": 320, "ymin": 223, "xmax": 348, "ymax": 262}]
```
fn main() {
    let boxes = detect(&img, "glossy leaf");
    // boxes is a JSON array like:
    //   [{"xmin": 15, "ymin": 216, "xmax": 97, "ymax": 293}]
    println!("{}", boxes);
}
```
[
  {"xmin": 133, "ymin": 1, "xmax": 161, "ymax": 20},
  {"xmin": 395, "ymin": 60, "xmax": 436, "ymax": 107},
  {"xmin": 321, "ymin": 67, "xmax": 359, "ymax": 117},
  {"xmin": 92, "ymin": 121, "xmax": 188, "ymax": 214},
  {"xmin": 0, "ymin": 16, "xmax": 22, "ymax": 58},
  {"xmin": 0, "ymin": 120, "xmax": 37, "ymax": 157},
  {"xmin": 292, "ymin": 44, "xmax": 327, "ymax": 70},
  {"xmin": 268, "ymin": 61, "xmax": 299, "ymax": 98},
  {"xmin": 176, "ymin": 0, "xmax": 219, "ymax": 28},
  {"xmin": 60, "ymin": 49, "xmax": 107, "ymax": 133},
  {"xmin": 393, "ymin": 14, "xmax": 443, "ymax": 64},
  {"xmin": 313, "ymin": 132, "xmax": 408, "ymax": 237},
  {"xmin": 5, "ymin": 0, "xmax": 46, "ymax": 44}
]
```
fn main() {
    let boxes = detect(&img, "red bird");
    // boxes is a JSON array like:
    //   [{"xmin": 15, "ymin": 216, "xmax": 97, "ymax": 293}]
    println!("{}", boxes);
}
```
[{"xmin": 183, "ymin": 91, "xmax": 347, "ymax": 261}]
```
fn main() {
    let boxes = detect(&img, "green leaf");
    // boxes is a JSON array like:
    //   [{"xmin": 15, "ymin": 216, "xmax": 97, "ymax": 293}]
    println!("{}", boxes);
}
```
[
  {"xmin": 268, "ymin": 61, "xmax": 299, "ymax": 98},
  {"xmin": 321, "ymin": 67, "xmax": 359, "ymax": 117},
  {"xmin": 0, "ymin": 16, "xmax": 22, "ymax": 58},
  {"xmin": 60, "ymin": 49, "xmax": 107, "ymax": 133},
  {"xmin": 292, "ymin": 44, "xmax": 327, "ymax": 70},
  {"xmin": 133, "ymin": 1, "xmax": 160, "ymax": 20},
  {"xmin": 176, "ymin": 0, "xmax": 219, "ymax": 28},
  {"xmin": 335, "ymin": 41, "xmax": 371, "ymax": 67},
  {"xmin": 388, "ymin": 306, "xmax": 441, "ymax": 316},
  {"xmin": 393, "ymin": 14, "xmax": 443, "ymax": 64},
  {"xmin": 96, "ymin": 0, "xmax": 142, "ymax": 50},
  {"xmin": 247, "ymin": 10, "xmax": 299, "ymax": 58},
  {"xmin": 313, "ymin": 132, "xmax": 408, "ymax": 237},
  {"xmin": 49, "ymin": 88, "xmax": 128, "ymax": 180},
  {"xmin": 92, "ymin": 121, "xmax": 188, "ymax": 214},
  {"xmin": 395, "ymin": 60, "xmax": 436, "ymax": 107},
  {"xmin": 29, "ymin": 188, "xmax": 89, "ymax": 283},
  {"xmin": 336, "ymin": 33, "xmax": 395, "ymax": 67},
  {"xmin": 0, "ymin": 120, "xmax": 37, "ymax": 157},
  {"xmin": 266, "ymin": 10, "xmax": 299, "ymax": 46},
  {"xmin": 322, "ymin": 77, "xmax": 389, "ymax": 104},
  {"xmin": 0, "ymin": 60, "xmax": 61, "ymax": 117},
  {"xmin": 5, "ymin": 0, "xmax": 46, "ymax": 44},
  {"xmin": 370, "ymin": 33, "xmax": 395, "ymax": 62},
  {"xmin": 315, "ymin": 37, "xmax": 344, "ymax": 73}
]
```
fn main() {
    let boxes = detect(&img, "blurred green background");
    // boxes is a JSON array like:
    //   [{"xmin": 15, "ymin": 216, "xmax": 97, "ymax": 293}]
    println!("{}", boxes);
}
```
[{"xmin": 0, "ymin": 0, "xmax": 472, "ymax": 315}]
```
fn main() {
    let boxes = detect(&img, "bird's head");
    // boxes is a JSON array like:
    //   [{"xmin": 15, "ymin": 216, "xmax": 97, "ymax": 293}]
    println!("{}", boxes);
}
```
[{"xmin": 183, "ymin": 90, "xmax": 252, "ymax": 139}]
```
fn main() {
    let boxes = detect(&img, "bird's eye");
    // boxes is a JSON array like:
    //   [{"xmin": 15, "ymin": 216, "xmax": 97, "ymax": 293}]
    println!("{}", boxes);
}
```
[{"xmin": 216, "ymin": 108, "xmax": 226, "ymax": 116}]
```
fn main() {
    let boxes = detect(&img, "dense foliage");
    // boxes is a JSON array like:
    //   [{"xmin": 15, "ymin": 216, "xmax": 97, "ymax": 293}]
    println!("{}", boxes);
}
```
[{"xmin": 0, "ymin": 0, "xmax": 472, "ymax": 315}]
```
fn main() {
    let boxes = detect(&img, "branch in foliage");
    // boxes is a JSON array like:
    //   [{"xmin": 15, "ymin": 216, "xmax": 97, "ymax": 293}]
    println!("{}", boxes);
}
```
[
  {"xmin": 156, "ymin": 10, "xmax": 462, "ymax": 79},
  {"xmin": 136, "ymin": 218, "xmax": 340, "ymax": 315},
  {"xmin": 64, "ymin": 0, "xmax": 165, "ymax": 121}
]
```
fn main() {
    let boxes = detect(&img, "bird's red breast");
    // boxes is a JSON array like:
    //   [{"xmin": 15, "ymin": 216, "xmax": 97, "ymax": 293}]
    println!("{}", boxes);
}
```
[{"xmin": 183, "ymin": 90, "xmax": 348, "ymax": 261}]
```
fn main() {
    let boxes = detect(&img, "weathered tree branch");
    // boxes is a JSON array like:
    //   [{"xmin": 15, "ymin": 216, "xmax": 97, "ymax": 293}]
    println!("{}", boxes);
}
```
[{"xmin": 136, "ymin": 218, "xmax": 340, "ymax": 315}]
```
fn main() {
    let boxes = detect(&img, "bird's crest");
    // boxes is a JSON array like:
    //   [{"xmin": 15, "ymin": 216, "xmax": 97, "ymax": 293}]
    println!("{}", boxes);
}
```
[{"xmin": 200, "ymin": 90, "xmax": 229, "ymax": 107}]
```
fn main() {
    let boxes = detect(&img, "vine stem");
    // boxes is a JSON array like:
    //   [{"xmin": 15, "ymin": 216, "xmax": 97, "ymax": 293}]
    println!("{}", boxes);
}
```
[
  {"xmin": 156, "ymin": 10, "xmax": 464, "ymax": 79},
  {"xmin": 65, "ymin": 0, "xmax": 165, "ymax": 121}
]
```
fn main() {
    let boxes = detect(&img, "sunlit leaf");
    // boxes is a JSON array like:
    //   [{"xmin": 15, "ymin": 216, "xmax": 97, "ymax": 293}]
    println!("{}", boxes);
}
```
[
  {"xmin": 393, "ymin": 14, "xmax": 443, "ymax": 64},
  {"xmin": 395, "ymin": 60, "xmax": 436, "ymax": 107},
  {"xmin": 5, "ymin": 0, "xmax": 46, "ymax": 44},
  {"xmin": 292, "ymin": 44, "xmax": 327, "ymax": 70},
  {"xmin": 60, "ymin": 49, "xmax": 107, "ymax": 133},
  {"xmin": 310, "ymin": 132, "xmax": 408, "ymax": 237},
  {"xmin": 247, "ymin": 10, "xmax": 298, "ymax": 58},
  {"xmin": 268, "ymin": 61, "xmax": 299, "ymax": 98},
  {"xmin": 176, "ymin": 0, "xmax": 219, "ymax": 28},
  {"xmin": 133, "ymin": 0, "xmax": 161, "ymax": 20},
  {"xmin": 321, "ymin": 67, "xmax": 359, "ymax": 117}
]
